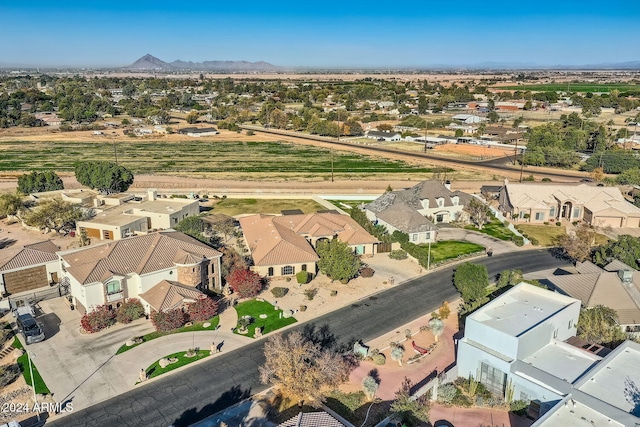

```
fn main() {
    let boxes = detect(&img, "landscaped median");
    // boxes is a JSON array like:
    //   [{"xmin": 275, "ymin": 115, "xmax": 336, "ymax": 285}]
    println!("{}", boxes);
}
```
[
  {"xmin": 234, "ymin": 299, "xmax": 297, "ymax": 338},
  {"xmin": 116, "ymin": 316, "xmax": 219, "ymax": 355},
  {"xmin": 12, "ymin": 337, "xmax": 50, "ymax": 394},
  {"xmin": 139, "ymin": 349, "xmax": 211, "ymax": 383}
]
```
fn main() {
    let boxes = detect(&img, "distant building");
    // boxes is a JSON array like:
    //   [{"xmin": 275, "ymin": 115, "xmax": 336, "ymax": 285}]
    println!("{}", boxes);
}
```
[
  {"xmin": 178, "ymin": 127, "xmax": 219, "ymax": 137},
  {"xmin": 365, "ymin": 130, "xmax": 401, "ymax": 141},
  {"xmin": 452, "ymin": 114, "xmax": 486, "ymax": 124}
]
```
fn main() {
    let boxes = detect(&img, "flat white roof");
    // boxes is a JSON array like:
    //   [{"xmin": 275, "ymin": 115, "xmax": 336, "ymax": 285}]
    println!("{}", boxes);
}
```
[
  {"xmin": 470, "ymin": 283, "xmax": 579, "ymax": 337},
  {"xmin": 576, "ymin": 341, "xmax": 640, "ymax": 415},
  {"xmin": 523, "ymin": 341, "xmax": 601, "ymax": 383},
  {"xmin": 536, "ymin": 398, "xmax": 625, "ymax": 427}
]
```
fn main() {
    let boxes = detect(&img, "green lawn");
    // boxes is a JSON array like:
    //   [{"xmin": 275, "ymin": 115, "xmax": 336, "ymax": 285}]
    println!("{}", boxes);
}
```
[
  {"xmin": 12, "ymin": 337, "xmax": 50, "ymax": 394},
  {"xmin": 116, "ymin": 316, "xmax": 219, "ymax": 355},
  {"xmin": 210, "ymin": 198, "xmax": 325, "ymax": 216},
  {"xmin": 143, "ymin": 350, "xmax": 210, "ymax": 381},
  {"xmin": 426, "ymin": 241, "xmax": 485, "ymax": 263},
  {"xmin": 465, "ymin": 216, "xmax": 517, "ymax": 241},
  {"xmin": 516, "ymin": 224, "xmax": 567, "ymax": 246},
  {"xmin": 234, "ymin": 299, "xmax": 297, "ymax": 338}
]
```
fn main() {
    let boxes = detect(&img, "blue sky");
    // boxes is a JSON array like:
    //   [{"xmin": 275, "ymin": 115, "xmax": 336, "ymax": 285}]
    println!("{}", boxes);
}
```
[{"xmin": 2, "ymin": 0, "xmax": 638, "ymax": 67}]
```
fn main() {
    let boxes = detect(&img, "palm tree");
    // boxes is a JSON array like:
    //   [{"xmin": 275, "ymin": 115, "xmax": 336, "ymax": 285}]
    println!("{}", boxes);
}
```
[{"xmin": 390, "ymin": 344, "xmax": 405, "ymax": 367}]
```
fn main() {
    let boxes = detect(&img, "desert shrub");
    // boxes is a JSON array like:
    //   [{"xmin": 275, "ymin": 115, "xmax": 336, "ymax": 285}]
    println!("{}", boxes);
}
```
[
  {"xmin": 543, "ymin": 221, "xmax": 549, "ymax": 225},
  {"xmin": 330, "ymin": 290, "xmax": 338, "ymax": 296},
  {"xmin": 81, "ymin": 304, "xmax": 116, "ymax": 333},
  {"xmin": 360, "ymin": 267, "xmax": 375, "ymax": 278},
  {"xmin": 437, "ymin": 383, "xmax": 458, "ymax": 404},
  {"xmin": 228, "ymin": 269, "xmax": 263, "ymax": 298},
  {"xmin": 528, "ymin": 237, "xmax": 539, "ymax": 246},
  {"xmin": 299, "ymin": 305, "xmax": 307, "ymax": 312},
  {"xmin": 389, "ymin": 249, "xmax": 408, "ymax": 260},
  {"xmin": 511, "ymin": 235, "xmax": 524, "ymax": 246},
  {"xmin": 151, "ymin": 309, "xmax": 187, "ymax": 333},
  {"xmin": 556, "ymin": 221, "xmax": 562, "ymax": 226},
  {"xmin": 270, "ymin": 287, "xmax": 289, "ymax": 298},
  {"xmin": 115, "ymin": 298, "xmax": 145, "ymax": 324},
  {"xmin": 304, "ymin": 288, "xmax": 318, "ymax": 301},
  {"xmin": 0, "ymin": 364, "xmax": 20, "ymax": 387},
  {"xmin": 451, "ymin": 391, "xmax": 473, "ymax": 407},
  {"xmin": 523, "ymin": 175, "xmax": 535, "ymax": 182},
  {"xmin": 541, "ymin": 177, "xmax": 552, "ymax": 182},
  {"xmin": 186, "ymin": 297, "xmax": 219, "ymax": 322},
  {"xmin": 372, "ymin": 353, "xmax": 386, "ymax": 365},
  {"xmin": 296, "ymin": 271, "xmax": 311, "ymax": 284},
  {"xmin": 0, "ymin": 325, "xmax": 11, "ymax": 346},
  {"xmin": 510, "ymin": 399, "xmax": 529, "ymax": 415}
]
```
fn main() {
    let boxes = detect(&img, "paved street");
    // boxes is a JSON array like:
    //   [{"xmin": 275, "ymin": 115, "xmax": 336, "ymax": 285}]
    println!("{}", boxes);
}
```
[{"xmin": 48, "ymin": 249, "xmax": 570, "ymax": 427}]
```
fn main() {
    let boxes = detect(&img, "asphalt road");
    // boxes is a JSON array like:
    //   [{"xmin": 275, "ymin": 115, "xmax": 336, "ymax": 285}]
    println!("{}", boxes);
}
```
[{"xmin": 48, "ymin": 249, "xmax": 569, "ymax": 427}]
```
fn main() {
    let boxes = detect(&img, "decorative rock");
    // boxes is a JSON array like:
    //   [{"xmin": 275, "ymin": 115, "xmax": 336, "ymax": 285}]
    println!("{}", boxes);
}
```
[
  {"xmin": 159, "ymin": 358, "xmax": 170, "ymax": 368},
  {"xmin": 203, "ymin": 322, "xmax": 211, "ymax": 328},
  {"xmin": 254, "ymin": 327, "xmax": 263, "ymax": 337},
  {"xmin": 256, "ymin": 297, "xmax": 264, "ymax": 302},
  {"xmin": 184, "ymin": 321, "xmax": 193, "ymax": 327},
  {"xmin": 282, "ymin": 310, "xmax": 294, "ymax": 319},
  {"xmin": 259, "ymin": 314, "xmax": 268, "ymax": 319}
]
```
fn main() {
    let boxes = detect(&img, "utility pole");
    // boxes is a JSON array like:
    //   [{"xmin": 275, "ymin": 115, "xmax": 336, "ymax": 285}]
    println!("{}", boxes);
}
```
[
  {"xmin": 113, "ymin": 141, "xmax": 118, "ymax": 165},
  {"xmin": 519, "ymin": 149, "xmax": 525, "ymax": 182}
]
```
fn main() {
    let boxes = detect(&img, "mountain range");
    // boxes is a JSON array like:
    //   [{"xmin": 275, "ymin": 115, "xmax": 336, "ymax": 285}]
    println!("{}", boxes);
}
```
[{"xmin": 125, "ymin": 54, "xmax": 280, "ymax": 72}]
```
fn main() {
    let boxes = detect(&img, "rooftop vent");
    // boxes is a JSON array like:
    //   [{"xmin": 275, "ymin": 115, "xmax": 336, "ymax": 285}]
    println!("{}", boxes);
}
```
[{"xmin": 618, "ymin": 269, "xmax": 634, "ymax": 285}]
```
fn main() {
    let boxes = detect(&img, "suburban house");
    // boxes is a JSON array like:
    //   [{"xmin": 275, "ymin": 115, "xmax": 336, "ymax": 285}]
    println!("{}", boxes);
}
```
[
  {"xmin": 58, "ymin": 231, "xmax": 222, "ymax": 314},
  {"xmin": 452, "ymin": 114, "xmax": 486, "ymax": 124},
  {"xmin": 498, "ymin": 182, "xmax": 640, "ymax": 227},
  {"xmin": 76, "ymin": 189, "xmax": 200, "ymax": 241},
  {"xmin": 545, "ymin": 259, "xmax": 640, "ymax": 334},
  {"xmin": 365, "ymin": 130, "xmax": 401, "ymax": 141},
  {"xmin": 239, "ymin": 211, "xmax": 378, "ymax": 278},
  {"xmin": 364, "ymin": 180, "xmax": 471, "ymax": 242},
  {"xmin": 178, "ymin": 127, "xmax": 219, "ymax": 137},
  {"xmin": 0, "ymin": 241, "xmax": 62, "ymax": 306}
]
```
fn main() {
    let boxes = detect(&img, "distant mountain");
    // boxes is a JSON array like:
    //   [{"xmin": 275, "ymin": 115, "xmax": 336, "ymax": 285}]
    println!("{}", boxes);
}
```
[{"xmin": 123, "ymin": 54, "xmax": 279, "ymax": 72}]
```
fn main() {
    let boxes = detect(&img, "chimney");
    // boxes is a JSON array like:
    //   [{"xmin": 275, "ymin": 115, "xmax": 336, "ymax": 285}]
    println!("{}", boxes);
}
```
[
  {"xmin": 444, "ymin": 180, "xmax": 451, "ymax": 191},
  {"xmin": 93, "ymin": 198, "xmax": 100, "ymax": 208},
  {"xmin": 147, "ymin": 189, "xmax": 158, "ymax": 201},
  {"xmin": 618, "ymin": 269, "xmax": 634, "ymax": 285}
]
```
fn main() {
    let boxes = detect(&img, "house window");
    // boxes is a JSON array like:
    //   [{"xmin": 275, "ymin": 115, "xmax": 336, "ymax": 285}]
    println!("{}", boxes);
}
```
[
  {"xmin": 412, "ymin": 234, "xmax": 418, "ymax": 242},
  {"xmin": 106, "ymin": 280, "xmax": 121, "ymax": 294},
  {"xmin": 550, "ymin": 206, "xmax": 556, "ymax": 217},
  {"xmin": 268, "ymin": 267, "xmax": 274, "ymax": 277},
  {"xmin": 452, "ymin": 196, "xmax": 459, "ymax": 206},
  {"xmin": 568, "ymin": 320, "xmax": 573, "ymax": 329},
  {"xmin": 573, "ymin": 207, "xmax": 580, "ymax": 218},
  {"xmin": 425, "ymin": 232, "xmax": 431, "ymax": 241},
  {"xmin": 436, "ymin": 214, "xmax": 444, "ymax": 223},
  {"xmin": 479, "ymin": 362, "xmax": 507, "ymax": 395},
  {"xmin": 281, "ymin": 266, "xmax": 295, "ymax": 275},
  {"xmin": 437, "ymin": 198, "xmax": 444, "ymax": 208},
  {"xmin": 301, "ymin": 264, "xmax": 307, "ymax": 271},
  {"xmin": 210, "ymin": 263, "xmax": 215, "ymax": 274},
  {"xmin": 535, "ymin": 212, "xmax": 544, "ymax": 221}
]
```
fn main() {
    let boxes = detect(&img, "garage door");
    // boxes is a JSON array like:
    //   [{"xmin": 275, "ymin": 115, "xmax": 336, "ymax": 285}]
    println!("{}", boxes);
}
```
[
  {"xmin": 3, "ymin": 265, "xmax": 48, "ymax": 295},
  {"xmin": 81, "ymin": 227, "xmax": 101, "ymax": 239},
  {"xmin": 596, "ymin": 217, "xmax": 623, "ymax": 228}
]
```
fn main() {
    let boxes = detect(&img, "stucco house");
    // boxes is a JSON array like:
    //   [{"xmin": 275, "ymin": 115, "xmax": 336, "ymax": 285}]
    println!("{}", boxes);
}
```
[
  {"xmin": 499, "ymin": 182, "xmax": 640, "ymax": 227},
  {"xmin": 364, "ymin": 180, "xmax": 471, "ymax": 242},
  {"xmin": 239, "ymin": 211, "xmax": 378, "ymax": 278},
  {"xmin": 58, "ymin": 231, "xmax": 222, "ymax": 314},
  {"xmin": 545, "ymin": 259, "xmax": 640, "ymax": 334}
]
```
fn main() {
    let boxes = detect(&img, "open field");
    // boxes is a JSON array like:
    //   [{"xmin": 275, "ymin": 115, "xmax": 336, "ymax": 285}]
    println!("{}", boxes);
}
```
[
  {"xmin": 494, "ymin": 83, "xmax": 640, "ymax": 92},
  {"xmin": 0, "ymin": 139, "xmax": 438, "ymax": 180},
  {"xmin": 208, "ymin": 198, "xmax": 325, "ymax": 216}
]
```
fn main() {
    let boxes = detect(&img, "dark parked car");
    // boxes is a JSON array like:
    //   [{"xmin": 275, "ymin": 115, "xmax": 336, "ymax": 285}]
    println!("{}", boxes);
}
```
[{"xmin": 15, "ymin": 306, "xmax": 45, "ymax": 345}]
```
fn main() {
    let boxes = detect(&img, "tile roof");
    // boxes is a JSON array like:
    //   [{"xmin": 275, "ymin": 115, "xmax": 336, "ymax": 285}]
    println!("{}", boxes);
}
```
[
  {"xmin": 365, "ymin": 180, "xmax": 472, "ymax": 213},
  {"xmin": 139, "ymin": 280, "xmax": 205, "ymax": 312},
  {"xmin": 278, "ymin": 411, "xmax": 345, "ymax": 427},
  {"xmin": 0, "ymin": 240, "xmax": 59, "ymax": 271},
  {"xmin": 60, "ymin": 231, "xmax": 221, "ymax": 285}
]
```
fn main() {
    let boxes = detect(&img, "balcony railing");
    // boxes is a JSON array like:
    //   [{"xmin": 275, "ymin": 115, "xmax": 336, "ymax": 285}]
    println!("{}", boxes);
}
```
[{"xmin": 106, "ymin": 291, "xmax": 123, "ymax": 302}]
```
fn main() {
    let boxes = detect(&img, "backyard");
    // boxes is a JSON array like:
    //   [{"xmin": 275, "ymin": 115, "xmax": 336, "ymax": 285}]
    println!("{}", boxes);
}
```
[
  {"xmin": 234, "ymin": 299, "xmax": 297, "ymax": 338},
  {"xmin": 209, "ymin": 198, "xmax": 325, "ymax": 216}
]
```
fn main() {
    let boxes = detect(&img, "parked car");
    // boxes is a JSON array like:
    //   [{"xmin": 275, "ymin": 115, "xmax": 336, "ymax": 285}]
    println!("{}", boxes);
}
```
[{"xmin": 14, "ymin": 306, "xmax": 45, "ymax": 345}]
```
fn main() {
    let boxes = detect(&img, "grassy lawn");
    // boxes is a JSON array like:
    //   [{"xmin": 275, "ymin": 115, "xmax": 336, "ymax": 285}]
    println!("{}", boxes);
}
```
[
  {"xmin": 494, "ymin": 83, "xmax": 639, "ymax": 92},
  {"xmin": 465, "ymin": 216, "xmax": 516, "ymax": 241},
  {"xmin": 325, "ymin": 391, "xmax": 392, "ymax": 427},
  {"xmin": 116, "ymin": 316, "xmax": 219, "ymax": 355},
  {"xmin": 413, "ymin": 240, "xmax": 485, "ymax": 263},
  {"xmin": 0, "ymin": 140, "xmax": 437, "ymax": 179},
  {"xmin": 234, "ymin": 299, "xmax": 297, "ymax": 338},
  {"xmin": 143, "ymin": 350, "xmax": 210, "ymax": 381},
  {"xmin": 12, "ymin": 337, "xmax": 51, "ymax": 394},
  {"xmin": 516, "ymin": 224, "xmax": 566, "ymax": 246},
  {"xmin": 209, "ymin": 198, "xmax": 325, "ymax": 216}
]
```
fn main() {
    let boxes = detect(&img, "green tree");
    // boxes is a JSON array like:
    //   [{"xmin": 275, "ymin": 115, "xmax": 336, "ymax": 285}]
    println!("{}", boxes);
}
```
[
  {"xmin": 23, "ymin": 197, "xmax": 90, "ymax": 233},
  {"xmin": 454, "ymin": 262, "xmax": 489, "ymax": 304},
  {"xmin": 617, "ymin": 168, "xmax": 640, "ymax": 185},
  {"xmin": 74, "ymin": 161, "xmax": 134, "ymax": 194},
  {"xmin": 185, "ymin": 111, "xmax": 199, "ymax": 124},
  {"xmin": 0, "ymin": 191, "xmax": 28, "ymax": 219},
  {"xmin": 17, "ymin": 171, "xmax": 64, "ymax": 194},
  {"xmin": 454, "ymin": 129, "xmax": 464, "ymax": 138},
  {"xmin": 594, "ymin": 235, "xmax": 640, "ymax": 269},
  {"xmin": 174, "ymin": 215, "xmax": 220, "ymax": 247},
  {"xmin": 577, "ymin": 305, "xmax": 626, "ymax": 346},
  {"xmin": 390, "ymin": 377, "xmax": 430, "ymax": 424},
  {"xmin": 316, "ymin": 239, "xmax": 362, "ymax": 283}
]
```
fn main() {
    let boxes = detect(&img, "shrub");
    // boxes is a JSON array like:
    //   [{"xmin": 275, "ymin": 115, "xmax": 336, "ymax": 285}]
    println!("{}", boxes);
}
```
[
  {"xmin": 529, "ymin": 237, "xmax": 539, "ymax": 246},
  {"xmin": 372, "ymin": 353, "xmax": 386, "ymax": 365},
  {"xmin": 572, "ymin": 221, "xmax": 579, "ymax": 226},
  {"xmin": 510, "ymin": 399, "xmax": 529, "ymax": 415},
  {"xmin": 270, "ymin": 287, "xmax": 289, "ymax": 298},
  {"xmin": 299, "ymin": 305, "xmax": 307, "ymax": 312},
  {"xmin": 81, "ymin": 305, "xmax": 116, "ymax": 333},
  {"xmin": 541, "ymin": 177, "xmax": 552, "ymax": 182},
  {"xmin": 330, "ymin": 290, "xmax": 338, "ymax": 296},
  {"xmin": 556, "ymin": 221, "xmax": 562, "ymax": 226},
  {"xmin": 151, "ymin": 309, "xmax": 187, "ymax": 333},
  {"xmin": 511, "ymin": 235, "xmax": 524, "ymax": 246},
  {"xmin": 451, "ymin": 392, "xmax": 473, "ymax": 407},
  {"xmin": 227, "ymin": 269, "xmax": 263, "ymax": 298},
  {"xmin": 543, "ymin": 221, "xmax": 549, "ymax": 225},
  {"xmin": 389, "ymin": 249, "xmax": 408, "ymax": 260},
  {"xmin": 304, "ymin": 288, "xmax": 318, "ymax": 301},
  {"xmin": 296, "ymin": 271, "xmax": 311, "ymax": 284},
  {"xmin": 523, "ymin": 175, "xmax": 535, "ymax": 182},
  {"xmin": 360, "ymin": 267, "xmax": 375, "ymax": 278},
  {"xmin": 115, "ymin": 298, "xmax": 145, "ymax": 324},
  {"xmin": 186, "ymin": 297, "xmax": 219, "ymax": 322},
  {"xmin": 246, "ymin": 130, "xmax": 255, "ymax": 136},
  {"xmin": 0, "ymin": 325, "xmax": 11, "ymax": 346},
  {"xmin": 0, "ymin": 364, "xmax": 20, "ymax": 388},
  {"xmin": 437, "ymin": 383, "xmax": 458, "ymax": 404}
]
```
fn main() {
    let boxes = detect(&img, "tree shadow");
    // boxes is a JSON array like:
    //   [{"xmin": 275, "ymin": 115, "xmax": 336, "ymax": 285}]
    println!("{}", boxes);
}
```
[
  {"xmin": 0, "ymin": 237, "xmax": 17, "ymax": 250},
  {"xmin": 433, "ymin": 421, "xmax": 454, "ymax": 427},
  {"xmin": 368, "ymin": 368, "xmax": 380, "ymax": 384},
  {"xmin": 624, "ymin": 376, "xmax": 640, "ymax": 416},
  {"xmin": 171, "ymin": 384, "xmax": 252, "ymax": 427},
  {"xmin": 301, "ymin": 323, "xmax": 356, "ymax": 354}
]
